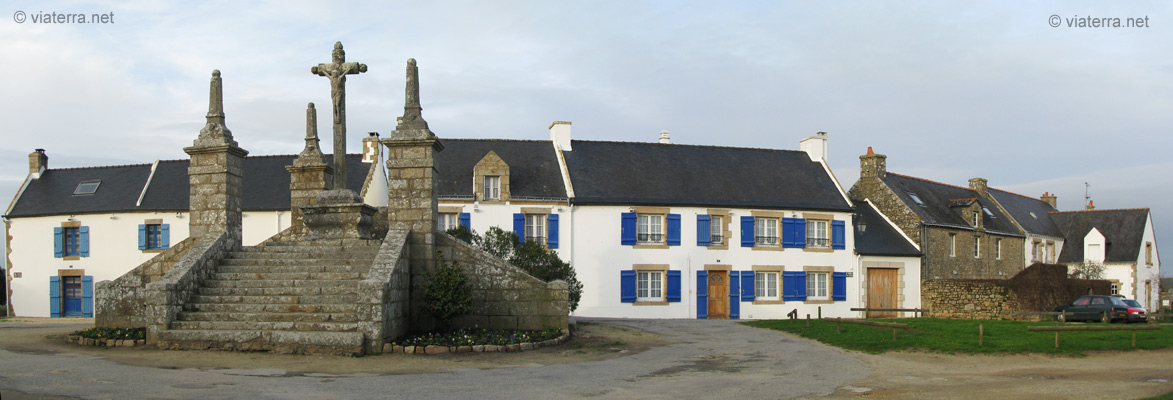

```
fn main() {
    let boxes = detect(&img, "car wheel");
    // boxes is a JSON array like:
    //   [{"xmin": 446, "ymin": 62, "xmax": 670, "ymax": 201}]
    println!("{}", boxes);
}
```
[{"xmin": 1101, "ymin": 312, "xmax": 1111, "ymax": 323}]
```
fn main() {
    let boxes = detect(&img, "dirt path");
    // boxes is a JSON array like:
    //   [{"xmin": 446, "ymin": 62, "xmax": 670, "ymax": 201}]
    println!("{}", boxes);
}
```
[{"xmin": 826, "ymin": 349, "xmax": 1173, "ymax": 400}]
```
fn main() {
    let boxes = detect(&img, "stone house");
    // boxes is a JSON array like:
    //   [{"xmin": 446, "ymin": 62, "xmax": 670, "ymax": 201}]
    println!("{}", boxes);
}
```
[{"xmin": 1051, "ymin": 207, "xmax": 1162, "ymax": 310}]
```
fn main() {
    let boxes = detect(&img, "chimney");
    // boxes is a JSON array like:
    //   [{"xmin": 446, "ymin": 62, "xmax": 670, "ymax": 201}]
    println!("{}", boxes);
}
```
[
  {"xmin": 659, "ymin": 130, "xmax": 670, "ymax": 144},
  {"xmin": 799, "ymin": 131, "xmax": 828, "ymax": 162},
  {"xmin": 362, "ymin": 132, "xmax": 380, "ymax": 163},
  {"xmin": 1086, "ymin": 200, "xmax": 1095, "ymax": 210},
  {"xmin": 968, "ymin": 178, "xmax": 989, "ymax": 198},
  {"xmin": 859, "ymin": 146, "xmax": 887, "ymax": 180},
  {"xmin": 1041, "ymin": 192, "xmax": 1057, "ymax": 209},
  {"xmin": 28, "ymin": 149, "xmax": 48, "ymax": 179},
  {"xmin": 549, "ymin": 121, "xmax": 572, "ymax": 151}
]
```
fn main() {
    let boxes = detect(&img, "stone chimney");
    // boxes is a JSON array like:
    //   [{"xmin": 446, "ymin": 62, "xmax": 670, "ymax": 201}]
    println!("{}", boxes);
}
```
[
  {"xmin": 659, "ymin": 130, "xmax": 670, "ymax": 144},
  {"xmin": 799, "ymin": 131, "xmax": 828, "ymax": 162},
  {"xmin": 28, "ymin": 149, "xmax": 48, "ymax": 179},
  {"xmin": 968, "ymin": 178, "xmax": 989, "ymax": 198},
  {"xmin": 859, "ymin": 146, "xmax": 886, "ymax": 180},
  {"xmin": 1041, "ymin": 192, "xmax": 1057, "ymax": 209},
  {"xmin": 1086, "ymin": 200, "xmax": 1096, "ymax": 210},
  {"xmin": 550, "ymin": 121, "xmax": 572, "ymax": 151}
]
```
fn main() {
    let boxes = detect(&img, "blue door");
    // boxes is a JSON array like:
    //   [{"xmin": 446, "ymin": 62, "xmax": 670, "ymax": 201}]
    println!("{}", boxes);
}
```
[{"xmin": 62, "ymin": 276, "xmax": 82, "ymax": 317}]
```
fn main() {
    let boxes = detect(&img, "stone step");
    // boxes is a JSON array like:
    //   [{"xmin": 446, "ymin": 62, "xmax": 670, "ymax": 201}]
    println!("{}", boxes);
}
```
[
  {"xmin": 189, "ymin": 294, "xmax": 358, "ymax": 304},
  {"xmin": 226, "ymin": 252, "xmax": 377, "ymax": 262},
  {"xmin": 216, "ymin": 263, "xmax": 368, "ymax": 273},
  {"xmin": 197, "ymin": 286, "xmax": 357, "ymax": 297},
  {"xmin": 183, "ymin": 303, "xmax": 359, "ymax": 314},
  {"xmin": 201, "ymin": 279, "xmax": 361, "ymax": 289},
  {"xmin": 262, "ymin": 239, "xmax": 382, "ymax": 248},
  {"xmin": 170, "ymin": 320, "xmax": 359, "ymax": 332},
  {"xmin": 156, "ymin": 329, "xmax": 364, "ymax": 355},
  {"xmin": 210, "ymin": 272, "xmax": 365, "ymax": 281},
  {"xmin": 176, "ymin": 311, "xmax": 358, "ymax": 323}
]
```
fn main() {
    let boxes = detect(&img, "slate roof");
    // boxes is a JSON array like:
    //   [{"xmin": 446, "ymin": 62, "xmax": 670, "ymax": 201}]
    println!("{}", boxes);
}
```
[
  {"xmin": 1051, "ymin": 208, "xmax": 1151, "ymax": 263},
  {"xmin": 433, "ymin": 139, "xmax": 567, "ymax": 200},
  {"xmin": 988, "ymin": 189, "xmax": 1064, "ymax": 238},
  {"xmin": 882, "ymin": 173, "xmax": 1022, "ymax": 236},
  {"xmin": 853, "ymin": 200, "xmax": 921, "ymax": 257},
  {"xmin": 562, "ymin": 140, "xmax": 852, "ymax": 211},
  {"xmin": 6, "ymin": 155, "xmax": 368, "ymax": 218}
]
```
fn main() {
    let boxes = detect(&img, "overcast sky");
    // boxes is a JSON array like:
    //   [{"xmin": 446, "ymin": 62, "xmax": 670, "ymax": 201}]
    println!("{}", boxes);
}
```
[{"xmin": 2, "ymin": 1, "xmax": 1169, "ymax": 277}]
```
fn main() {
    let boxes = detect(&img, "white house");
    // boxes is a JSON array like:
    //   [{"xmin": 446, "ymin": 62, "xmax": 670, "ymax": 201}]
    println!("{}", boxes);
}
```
[
  {"xmin": 852, "ymin": 199, "xmax": 922, "ymax": 318},
  {"xmin": 1052, "ymin": 208, "xmax": 1162, "ymax": 310}
]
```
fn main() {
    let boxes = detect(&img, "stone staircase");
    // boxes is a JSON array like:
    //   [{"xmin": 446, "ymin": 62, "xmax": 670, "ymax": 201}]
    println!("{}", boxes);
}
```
[{"xmin": 156, "ymin": 238, "xmax": 382, "ymax": 355}]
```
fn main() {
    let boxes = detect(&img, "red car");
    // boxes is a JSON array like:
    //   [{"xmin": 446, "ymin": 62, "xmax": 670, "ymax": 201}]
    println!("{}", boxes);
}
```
[{"xmin": 1121, "ymin": 299, "xmax": 1148, "ymax": 323}]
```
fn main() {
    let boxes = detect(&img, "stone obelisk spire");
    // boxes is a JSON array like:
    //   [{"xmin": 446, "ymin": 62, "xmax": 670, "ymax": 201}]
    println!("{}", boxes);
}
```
[{"xmin": 184, "ymin": 70, "xmax": 248, "ymax": 242}]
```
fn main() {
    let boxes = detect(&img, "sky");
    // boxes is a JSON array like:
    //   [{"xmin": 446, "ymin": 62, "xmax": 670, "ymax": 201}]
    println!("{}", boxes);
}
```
[{"xmin": 2, "ymin": 1, "xmax": 1170, "ymax": 277}]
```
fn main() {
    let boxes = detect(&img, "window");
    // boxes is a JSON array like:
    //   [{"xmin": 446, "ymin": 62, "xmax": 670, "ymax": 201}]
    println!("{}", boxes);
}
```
[
  {"xmin": 710, "ymin": 215, "xmax": 723, "ymax": 245},
  {"xmin": 145, "ymin": 224, "xmax": 163, "ymax": 250},
  {"xmin": 525, "ymin": 214, "xmax": 546, "ymax": 244},
  {"xmin": 806, "ymin": 272, "xmax": 828, "ymax": 300},
  {"xmin": 983, "ymin": 207, "xmax": 994, "ymax": 218},
  {"xmin": 73, "ymin": 180, "xmax": 100, "ymax": 195},
  {"xmin": 437, "ymin": 213, "xmax": 459, "ymax": 232},
  {"xmin": 637, "ymin": 214, "xmax": 663, "ymax": 244},
  {"xmin": 63, "ymin": 227, "xmax": 81, "ymax": 257},
  {"xmin": 949, "ymin": 233, "xmax": 956, "ymax": 257},
  {"xmin": 996, "ymin": 239, "xmax": 1002, "ymax": 260},
  {"xmin": 1032, "ymin": 241, "xmax": 1040, "ymax": 261},
  {"xmin": 1111, "ymin": 282, "xmax": 1120, "ymax": 295},
  {"xmin": 755, "ymin": 272, "xmax": 779, "ymax": 301},
  {"xmin": 972, "ymin": 211, "xmax": 980, "ymax": 227},
  {"xmin": 908, "ymin": 192, "xmax": 925, "ymax": 207},
  {"xmin": 483, "ymin": 175, "xmax": 500, "ymax": 200},
  {"xmin": 974, "ymin": 236, "xmax": 981, "ymax": 258},
  {"xmin": 1146, "ymin": 242, "xmax": 1153, "ymax": 265},
  {"xmin": 1047, "ymin": 243, "xmax": 1056, "ymax": 263},
  {"xmin": 636, "ymin": 271, "xmax": 663, "ymax": 301},
  {"xmin": 754, "ymin": 217, "xmax": 778, "ymax": 246},
  {"xmin": 806, "ymin": 220, "xmax": 828, "ymax": 248}
]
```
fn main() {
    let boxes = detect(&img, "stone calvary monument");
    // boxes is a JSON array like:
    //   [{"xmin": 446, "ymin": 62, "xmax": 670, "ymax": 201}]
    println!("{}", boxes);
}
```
[{"xmin": 94, "ymin": 43, "xmax": 569, "ymax": 355}]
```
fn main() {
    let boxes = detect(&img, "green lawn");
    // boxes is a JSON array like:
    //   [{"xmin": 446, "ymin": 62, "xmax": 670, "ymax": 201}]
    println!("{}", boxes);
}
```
[{"xmin": 743, "ymin": 318, "xmax": 1173, "ymax": 355}]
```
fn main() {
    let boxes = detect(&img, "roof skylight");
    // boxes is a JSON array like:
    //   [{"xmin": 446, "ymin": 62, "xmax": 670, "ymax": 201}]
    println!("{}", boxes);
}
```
[
  {"xmin": 1029, "ymin": 211, "xmax": 1038, "ymax": 219},
  {"xmin": 907, "ymin": 192, "xmax": 925, "ymax": 207},
  {"xmin": 983, "ymin": 207, "xmax": 995, "ymax": 217},
  {"xmin": 74, "ymin": 180, "xmax": 101, "ymax": 195}
]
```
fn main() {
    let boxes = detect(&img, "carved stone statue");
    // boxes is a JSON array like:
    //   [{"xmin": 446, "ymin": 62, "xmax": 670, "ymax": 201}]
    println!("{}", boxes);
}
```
[{"xmin": 311, "ymin": 42, "xmax": 367, "ymax": 191}]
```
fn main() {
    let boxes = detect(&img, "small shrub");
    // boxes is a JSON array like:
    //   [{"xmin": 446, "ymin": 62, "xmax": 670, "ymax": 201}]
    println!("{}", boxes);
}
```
[
  {"xmin": 420, "ymin": 253, "xmax": 474, "ymax": 331},
  {"xmin": 73, "ymin": 326, "xmax": 145, "ymax": 341}
]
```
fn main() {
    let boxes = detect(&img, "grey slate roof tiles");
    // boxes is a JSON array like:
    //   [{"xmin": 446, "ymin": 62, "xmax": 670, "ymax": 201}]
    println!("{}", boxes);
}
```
[
  {"xmin": 853, "ymin": 200, "xmax": 921, "ymax": 257},
  {"xmin": 433, "ymin": 139, "xmax": 567, "ymax": 200},
  {"xmin": 1051, "ymin": 208, "xmax": 1151, "ymax": 263},
  {"xmin": 882, "ymin": 173, "xmax": 1021, "ymax": 236},
  {"xmin": 988, "ymin": 189, "xmax": 1064, "ymax": 238}
]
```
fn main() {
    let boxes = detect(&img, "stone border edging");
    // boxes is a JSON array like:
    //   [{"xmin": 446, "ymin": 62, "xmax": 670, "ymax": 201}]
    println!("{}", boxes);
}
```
[
  {"xmin": 381, "ymin": 332, "xmax": 570, "ymax": 355},
  {"xmin": 67, "ymin": 335, "xmax": 145, "ymax": 348}
]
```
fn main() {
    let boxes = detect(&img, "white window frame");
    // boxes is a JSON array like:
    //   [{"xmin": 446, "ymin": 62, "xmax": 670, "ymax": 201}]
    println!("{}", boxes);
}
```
[
  {"xmin": 483, "ymin": 175, "xmax": 500, "ymax": 200},
  {"xmin": 806, "ymin": 272, "xmax": 828, "ymax": 300},
  {"xmin": 754, "ymin": 217, "xmax": 778, "ymax": 246},
  {"xmin": 806, "ymin": 219, "xmax": 829, "ymax": 248},
  {"xmin": 755, "ymin": 271, "xmax": 779, "ymax": 301},
  {"xmin": 710, "ymin": 215, "xmax": 724, "ymax": 245},
  {"xmin": 636, "ymin": 271, "xmax": 664, "ymax": 301},
  {"xmin": 437, "ymin": 213, "xmax": 459, "ymax": 232},
  {"xmin": 524, "ymin": 214, "xmax": 546, "ymax": 245},
  {"xmin": 949, "ymin": 234, "xmax": 956, "ymax": 257},
  {"xmin": 637, "ymin": 214, "xmax": 664, "ymax": 244},
  {"xmin": 974, "ymin": 236, "xmax": 981, "ymax": 259},
  {"xmin": 995, "ymin": 239, "xmax": 1002, "ymax": 260},
  {"xmin": 972, "ymin": 211, "xmax": 980, "ymax": 227}
]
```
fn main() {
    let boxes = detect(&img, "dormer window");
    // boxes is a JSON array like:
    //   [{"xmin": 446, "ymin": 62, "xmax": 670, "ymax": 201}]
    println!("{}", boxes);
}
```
[
  {"xmin": 473, "ymin": 151, "xmax": 509, "ymax": 202},
  {"xmin": 483, "ymin": 176, "xmax": 500, "ymax": 200},
  {"xmin": 73, "ymin": 180, "xmax": 100, "ymax": 195},
  {"xmin": 971, "ymin": 211, "xmax": 980, "ymax": 227}
]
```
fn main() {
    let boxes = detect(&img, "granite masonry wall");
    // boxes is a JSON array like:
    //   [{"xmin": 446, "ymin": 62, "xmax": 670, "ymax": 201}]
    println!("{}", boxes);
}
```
[
  {"xmin": 922, "ymin": 227, "xmax": 1024, "ymax": 280},
  {"xmin": 923, "ymin": 263, "xmax": 1111, "ymax": 320},
  {"xmin": 355, "ymin": 229, "xmax": 411, "ymax": 350}
]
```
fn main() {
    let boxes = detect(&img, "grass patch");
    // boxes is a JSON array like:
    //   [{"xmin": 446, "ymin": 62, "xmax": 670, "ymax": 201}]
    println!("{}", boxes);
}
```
[{"xmin": 743, "ymin": 318, "xmax": 1173, "ymax": 355}]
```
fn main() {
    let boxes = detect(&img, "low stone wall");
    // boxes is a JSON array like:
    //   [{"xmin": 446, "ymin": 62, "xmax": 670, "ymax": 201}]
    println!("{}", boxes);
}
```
[
  {"xmin": 95, "ymin": 236, "xmax": 198, "ymax": 328},
  {"xmin": 355, "ymin": 229, "xmax": 411, "ymax": 352},
  {"xmin": 923, "ymin": 263, "xmax": 1111, "ymax": 320},
  {"xmin": 67, "ymin": 335, "xmax": 146, "ymax": 348},
  {"xmin": 435, "ymin": 234, "xmax": 569, "ymax": 332}
]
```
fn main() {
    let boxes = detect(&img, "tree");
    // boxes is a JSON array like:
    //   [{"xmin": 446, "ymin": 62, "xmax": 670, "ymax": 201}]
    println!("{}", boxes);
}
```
[
  {"xmin": 420, "ymin": 253, "xmax": 474, "ymax": 331},
  {"xmin": 1069, "ymin": 261, "xmax": 1106, "ymax": 280}
]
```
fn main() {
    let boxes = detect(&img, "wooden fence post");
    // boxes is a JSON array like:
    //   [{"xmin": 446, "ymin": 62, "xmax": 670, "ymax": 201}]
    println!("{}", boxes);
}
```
[
  {"xmin": 979, "ymin": 323, "xmax": 984, "ymax": 346},
  {"xmin": 806, "ymin": 314, "xmax": 810, "ymax": 327},
  {"xmin": 818, "ymin": 307, "xmax": 822, "ymax": 320},
  {"xmin": 1132, "ymin": 330, "xmax": 1137, "ymax": 348},
  {"xmin": 1055, "ymin": 331, "xmax": 1060, "ymax": 349},
  {"xmin": 836, "ymin": 318, "xmax": 841, "ymax": 333},
  {"xmin": 892, "ymin": 328, "xmax": 897, "ymax": 341}
]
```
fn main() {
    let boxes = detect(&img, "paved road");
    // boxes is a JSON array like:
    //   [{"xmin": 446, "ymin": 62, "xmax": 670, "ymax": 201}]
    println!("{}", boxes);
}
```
[{"xmin": 0, "ymin": 319, "xmax": 871, "ymax": 399}]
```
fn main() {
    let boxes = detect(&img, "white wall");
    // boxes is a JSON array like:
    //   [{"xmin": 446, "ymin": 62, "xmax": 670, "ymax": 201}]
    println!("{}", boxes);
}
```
[
  {"xmin": 438, "ymin": 201, "xmax": 569, "ymax": 261},
  {"xmin": 242, "ymin": 211, "xmax": 290, "ymax": 246},
  {"xmin": 857, "ymin": 254, "xmax": 922, "ymax": 318},
  {"xmin": 1136, "ymin": 214, "xmax": 1161, "ymax": 310}
]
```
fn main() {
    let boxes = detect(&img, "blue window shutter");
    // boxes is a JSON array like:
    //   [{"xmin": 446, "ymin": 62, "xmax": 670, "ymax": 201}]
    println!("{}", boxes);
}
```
[
  {"xmin": 833, "ymin": 272, "xmax": 847, "ymax": 301},
  {"xmin": 740, "ymin": 216, "xmax": 755, "ymax": 247},
  {"xmin": 696, "ymin": 215, "xmax": 711, "ymax": 246},
  {"xmin": 781, "ymin": 218, "xmax": 794, "ymax": 247},
  {"xmin": 53, "ymin": 227, "xmax": 63, "ymax": 258},
  {"xmin": 796, "ymin": 271, "xmax": 807, "ymax": 300},
  {"xmin": 620, "ymin": 270, "xmax": 636, "ymax": 303},
  {"xmin": 666, "ymin": 214, "xmax": 681, "ymax": 246},
  {"xmin": 783, "ymin": 271, "xmax": 808, "ymax": 301},
  {"xmin": 696, "ymin": 270, "xmax": 708, "ymax": 319},
  {"xmin": 458, "ymin": 213, "xmax": 471, "ymax": 229},
  {"xmin": 79, "ymin": 226, "xmax": 90, "ymax": 257},
  {"xmin": 547, "ymin": 214, "xmax": 559, "ymax": 249},
  {"xmin": 729, "ymin": 271, "xmax": 741, "ymax": 319},
  {"xmin": 82, "ymin": 276, "xmax": 94, "ymax": 317},
  {"xmin": 138, "ymin": 224, "xmax": 147, "ymax": 250},
  {"xmin": 513, "ymin": 213, "xmax": 525, "ymax": 244},
  {"xmin": 741, "ymin": 271, "xmax": 755, "ymax": 302},
  {"xmin": 794, "ymin": 219, "xmax": 807, "ymax": 249},
  {"xmin": 832, "ymin": 220, "xmax": 845, "ymax": 249},
  {"xmin": 49, "ymin": 276, "xmax": 61, "ymax": 318},
  {"xmin": 621, "ymin": 212, "xmax": 637, "ymax": 245},
  {"xmin": 161, "ymin": 224, "xmax": 171, "ymax": 249},
  {"xmin": 666, "ymin": 270, "xmax": 681, "ymax": 302}
]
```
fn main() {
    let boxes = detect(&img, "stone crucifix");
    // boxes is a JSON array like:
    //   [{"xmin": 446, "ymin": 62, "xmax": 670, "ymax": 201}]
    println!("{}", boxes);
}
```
[{"xmin": 311, "ymin": 41, "xmax": 367, "ymax": 190}]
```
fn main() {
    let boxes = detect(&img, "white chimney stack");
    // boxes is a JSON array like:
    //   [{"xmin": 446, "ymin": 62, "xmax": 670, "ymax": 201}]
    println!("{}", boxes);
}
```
[
  {"xmin": 550, "ymin": 121, "xmax": 572, "ymax": 151},
  {"xmin": 659, "ymin": 130, "xmax": 670, "ymax": 144},
  {"xmin": 799, "ymin": 131, "xmax": 828, "ymax": 162}
]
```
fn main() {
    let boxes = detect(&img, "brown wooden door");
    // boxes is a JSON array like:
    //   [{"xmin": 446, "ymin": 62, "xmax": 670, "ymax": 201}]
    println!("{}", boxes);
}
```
[
  {"xmin": 708, "ymin": 271, "xmax": 728, "ymax": 319},
  {"xmin": 867, "ymin": 268, "xmax": 898, "ymax": 318}
]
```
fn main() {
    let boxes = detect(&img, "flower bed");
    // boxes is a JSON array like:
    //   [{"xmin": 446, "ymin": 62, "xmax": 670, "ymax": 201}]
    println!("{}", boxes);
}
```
[
  {"xmin": 383, "ymin": 328, "xmax": 569, "ymax": 354},
  {"xmin": 68, "ymin": 326, "xmax": 147, "ymax": 348}
]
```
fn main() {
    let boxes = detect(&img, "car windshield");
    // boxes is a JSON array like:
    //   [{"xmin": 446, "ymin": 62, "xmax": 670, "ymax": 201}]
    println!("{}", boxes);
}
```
[
  {"xmin": 1123, "ymin": 299, "xmax": 1142, "ymax": 308},
  {"xmin": 1108, "ymin": 297, "xmax": 1128, "ymax": 306}
]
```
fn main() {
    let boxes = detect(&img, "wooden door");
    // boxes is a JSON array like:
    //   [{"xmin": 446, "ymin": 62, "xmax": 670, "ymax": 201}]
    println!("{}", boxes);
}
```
[
  {"xmin": 708, "ymin": 271, "xmax": 728, "ymax": 319},
  {"xmin": 867, "ymin": 268, "xmax": 898, "ymax": 318}
]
